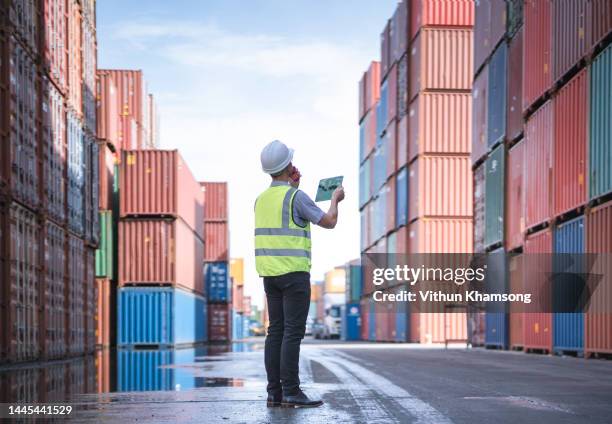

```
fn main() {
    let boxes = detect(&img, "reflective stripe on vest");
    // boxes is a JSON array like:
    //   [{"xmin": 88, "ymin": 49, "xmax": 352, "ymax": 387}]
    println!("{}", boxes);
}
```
[{"xmin": 254, "ymin": 185, "xmax": 312, "ymax": 277}]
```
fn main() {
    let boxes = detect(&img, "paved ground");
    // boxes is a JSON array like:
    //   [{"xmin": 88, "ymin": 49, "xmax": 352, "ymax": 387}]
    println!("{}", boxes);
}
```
[{"xmin": 63, "ymin": 338, "xmax": 612, "ymax": 423}]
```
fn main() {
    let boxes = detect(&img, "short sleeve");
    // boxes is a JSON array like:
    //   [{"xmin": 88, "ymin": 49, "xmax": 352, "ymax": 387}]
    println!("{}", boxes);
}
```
[{"xmin": 292, "ymin": 190, "xmax": 325, "ymax": 226}]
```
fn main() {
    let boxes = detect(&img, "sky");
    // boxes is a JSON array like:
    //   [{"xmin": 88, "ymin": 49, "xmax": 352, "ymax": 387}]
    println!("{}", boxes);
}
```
[{"xmin": 97, "ymin": 0, "xmax": 397, "ymax": 309}]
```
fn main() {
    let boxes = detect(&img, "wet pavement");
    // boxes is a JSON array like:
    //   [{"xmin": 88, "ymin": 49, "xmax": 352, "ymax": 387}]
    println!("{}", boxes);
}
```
[{"xmin": 1, "ymin": 338, "xmax": 612, "ymax": 423}]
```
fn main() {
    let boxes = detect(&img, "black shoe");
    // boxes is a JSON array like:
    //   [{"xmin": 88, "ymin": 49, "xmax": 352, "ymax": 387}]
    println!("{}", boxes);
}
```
[
  {"xmin": 281, "ymin": 390, "xmax": 324, "ymax": 408},
  {"xmin": 266, "ymin": 392, "xmax": 282, "ymax": 407}
]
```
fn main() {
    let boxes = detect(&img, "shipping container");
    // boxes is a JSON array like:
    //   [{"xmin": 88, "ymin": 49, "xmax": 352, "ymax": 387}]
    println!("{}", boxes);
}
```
[
  {"xmin": 364, "ymin": 61, "xmax": 381, "ymax": 117},
  {"xmin": 387, "ymin": 65, "xmax": 397, "ymax": 126},
  {"xmin": 98, "ymin": 143, "xmax": 115, "ymax": 210},
  {"xmin": 509, "ymin": 253, "xmax": 524, "ymax": 349},
  {"xmin": 398, "ymin": 55, "xmax": 409, "ymax": 120},
  {"xmin": 408, "ymin": 156, "xmax": 473, "ymax": 222},
  {"xmin": 82, "ymin": 20, "xmax": 97, "ymax": 133},
  {"xmin": 232, "ymin": 311, "xmax": 244, "ymax": 341},
  {"xmin": 471, "ymin": 62, "xmax": 489, "ymax": 165},
  {"xmin": 3, "ymin": 0, "xmax": 40, "ymax": 55},
  {"xmin": 395, "ymin": 285, "xmax": 409, "ymax": 342},
  {"xmin": 507, "ymin": 0, "xmax": 524, "ymax": 37},
  {"xmin": 552, "ymin": 0, "xmax": 588, "ymax": 83},
  {"xmin": 381, "ymin": 20, "xmax": 391, "ymax": 80},
  {"xmin": 410, "ymin": 28, "xmax": 473, "ymax": 101},
  {"xmin": 118, "ymin": 218, "xmax": 205, "ymax": 295},
  {"xmin": 589, "ymin": 44, "xmax": 612, "ymax": 201},
  {"xmin": 0, "ymin": 35, "xmax": 40, "ymax": 209},
  {"xmin": 523, "ymin": 228, "xmax": 553, "ymax": 352},
  {"xmin": 208, "ymin": 303, "xmax": 232, "ymax": 342},
  {"xmin": 117, "ymin": 349, "xmax": 172, "ymax": 391},
  {"xmin": 385, "ymin": 122, "xmax": 396, "ymax": 180},
  {"xmin": 100, "ymin": 70, "xmax": 148, "ymax": 130},
  {"xmin": 397, "ymin": 114, "xmax": 408, "ymax": 169},
  {"xmin": 378, "ymin": 81, "xmax": 388, "ymax": 137},
  {"xmin": 84, "ymin": 248, "xmax": 96, "ymax": 351},
  {"xmin": 67, "ymin": 234, "xmax": 85, "ymax": 355},
  {"xmin": 67, "ymin": 110, "xmax": 85, "ymax": 236},
  {"xmin": 408, "ymin": 218, "xmax": 473, "ymax": 253},
  {"xmin": 553, "ymin": 69, "xmax": 587, "ymax": 216},
  {"xmin": 396, "ymin": 167, "xmax": 408, "ymax": 227},
  {"xmin": 84, "ymin": 134, "xmax": 100, "ymax": 246},
  {"xmin": 473, "ymin": 162, "xmax": 486, "ymax": 253},
  {"xmin": 410, "ymin": 0, "xmax": 474, "ymax": 41},
  {"xmin": 524, "ymin": 100, "xmax": 553, "ymax": 230},
  {"xmin": 359, "ymin": 298, "xmax": 369, "ymax": 341},
  {"xmin": 413, "ymin": 312, "xmax": 467, "ymax": 345},
  {"xmin": 205, "ymin": 261, "xmax": 230, "ymax": 302},
  {"xmin": 522, "ymin": 0, "xmax": 551, "ymax": 112},
  {"xmin": 468, "ymin": 307, "xmax": 485, "ymax": 346},
  {"xmin": 384, "ymin": 176, "xmax": 396, "ymax": 234},
  {"xmin": 553, "ymin": 216, "xmax": 585, "ymax": 354},
  {"xmin": 96, "ymin": 279, "xmax": 114, "ymax": 347},
  {"xmin": 230, "ymin": 258, "xmax": 244, "ymax": 286},
  {"xmin": 507, "ymin": 27, "xmax": 524, "ymax": 142},
  {"xmin": 42, "ymin": 0, "xmax": 67, "ymax": 93},
  {"xmin": 485, "ymin": 248, "xmax": 509, "ymax": 348},
  {"xmin": 361, "ymin": 108, "xmax": 378, "ymax": 164},
  {"xmin": 120, "ymin": 150, "xmax": 205, "ymax": 237},
  {"xmin": 487, "ymin": 42, "xmax": 507, "ymax": 148},
  {"xmin": 589, "ymin": 0, "xmax": 612, "ymax": 52},
  {"xmin": 95, "ymin": 211, "xmax": 113, "ymax": 278},
  {"xmin": 505, "ymin": 139, "xmax": 525, "ymax": 250},
  {"xmin": 204, "ymin": 221, "xmax": 230, "ymax": 262},
  {"xmin": 66, "ymin": 0, "xmax": 82, "ymax": 115},
  {"xmin": 96, "ymin": 349, "xmax": 112, "ymax": 393},
  {"xmin": 232, "ymin": 280, "xmax": 244, "ymax": 313},
  {"xmin": 345, "ymin": 262, "xmax": 363, "ymax": 303},
  {"xmin": 585, "ymin": 200, "xmax": 612, "ymax": 356},
  {"xmin": 484, "ymin": 145, "xmax": 505, "ymax": 248},
  {"xmin": 341, "ymin": 303, "xmax": 361, "ymax": 341},
  {"xmin": 200, "ymin": 182, "xmax": 229, "ymax": 222},
  {"xmin": 359, "ymin": 160, "xmax": 371, "ymax": 209},
  {"xmin": 473, "ymin": 0, "xmax": 490, "ymax": 75},
  {"xmin": 96, "ymin": 71, "xmax": 119, "ymax": 147},
  {"xmin": 118, "ymin": 287, "xmax": 207, "ymax": 346},
  {"xmin": 408, "ymin": 92, "xmax": 472, "ymax": 162}
]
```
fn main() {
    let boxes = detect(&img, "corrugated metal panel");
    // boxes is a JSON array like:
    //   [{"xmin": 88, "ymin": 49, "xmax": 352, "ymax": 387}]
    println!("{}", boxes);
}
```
[
  {"xmin": 205, "ymin": 262, "xmax": 231, "ymax": 302},
  {"xmin": 346, "ymin": 265, "xmax": 363, "ymax": 303},
  {"xmin": 117, "ymin": 349, "xmax": 173, "ymax": 391},
  {"xmin": 96, "ymin": 279, "xmax": 114, "ymax": 347},
  {"xmin": 84, "ymin": 248, "xmax": 96, "ymax": 352},
  {"xmin": 473, "ymin": 0, "xmax": 490, "ymax": 75},
  {"xmin": 507, "ymin": 27, "xmax": 524, "ymax": 142},
  {"xmin": 359, "ymin": 159, "xmax": 371, "ymax": 209},
  {"xmin": 378, "ymin": 81, "xmax": 388, "ymax": 137},
  {"xmin": 589, "ymin": 0, "xmax": 612, "ymax": 51},
  {"xmin": 553, "ymin": 216, "xmax": 585, "ymax": 353},
  {"xmin": 120, "ymin": 150, "xmax": 205, "ymax": 238},
  {"xmin": 408, "ymin": 92, "xmax": 472, "ymax": 162},
  {"xmin": 96, "ymin": 71, "xmax": 119, "ymax": 147},
  {"xmin": 99, "ymin": 69, "xmax": 147, "ymax": 129},
  {"xmin": 408, "ymin": 218, "xmax": 473, "ymax": 253},
  {"xmin": 384, "ymin": 176, "xmax": 396, "ymax": 234},
  {"xmin": 208, "ymin": 303, "xmax": 232, "ymax": 342},
  {"xmin": 585, "ymin": 200, "xmax": 612, "ymax": 355},
  {"xmin": 118, "ymin": 287, "xmax": 207, "ymax": 346},
  {"xmin": 471, "ymin": 62, "xmax": 489, "ymax": 165},
  {"xmin": 66, "ymin": 0, "xmax": 82, "ymax": 115},
  {"xmin": 589, "ymin": 45, "xmax": 612, "ymax": 200},
  {"xmin": 81, "ymin": 20, "xmax": 97, "ymax": 133},
  {"xmin": 98, "ymin": 142, "xmax": 115, "ymax": 210},
  {"xmin": 505, "ymin": 139, "xmax": 525, "ymax": 250},
  {"xmin": 523, "ymin": 228, "xmax": 553, "ymax": 352},
  {"xmin": 385, "ymin": 120, "xmax": 397, "ymax": 179},
  {"xmin": 507, "ymin": 0, "xmax": 524, "ymax": 37},
  {"xmin": 365, "ymin": 61, "xmax": 381, "ymax": 115},
  {"xmin": 4, "ymin": 0, "xmax": 40, "ymax": 55},
  {"xmin": 397, "ymin": 0, "xmax": 410, "ymax": 57},
  {"xmin": 473, "ymin": 162, "xmax": 486, "ymax": 253},
  {"xmin": 485, "ymin": 248, "xmax": 508, "ymax": 348},
  {"xmin": 200, "ymin": 181, "xmax": 229, "ymax": 222},
  {"xmin": 487, "ymin": 42, "xmax": 507, "ymax": 147},
  {"xmin": 387, "ymin": 64, "xmax": 397, "ymax": 126},
  {"xmin": 67, "ymin": 234, "xmax": 85, "ymax": 355},
  {"xmin": 554, "ymin": 68, "xmax": 587, "ymax": 215},
  {"xmin": 95, "ymin": 211, "xmax": 113, "ymax": 278},
  {"xmin": 118, "ymin": 218, "xmax": 205, "ymax": 295},
  {"xmin": 410, "ymin": 28, "xmax": 473, "ymax": 101},
  {"xmin": 204, "ymin": 221, "xmax": 229, "ymax": 262},
  {"xmin": 67, "ymin": 110, "xmax": 85, "ymax": 236},
  {"xmin": 509, "ymin": 254, "xmax": 524, "ymax": 349},
  {"xmin": 552, "ymin": 0, "xmax": 588, "ymax": 82},
  {"xmin": 410, "ymin": 0, "xmax": 474, "ymax": 41},
  {"xmin": 360, "ymin": 298, "xmax": 369, "ymax": 341},
  {"xmin": 397, "ymin": 114, "xmax": 408, "ymax": 170},
  {"xmin": 415, "ymin": 312, "xmax": 467, "ymax": 345},
  {"xmin": 489, "ymin": 0, "xmax": 507, "ymax": 54},
  {"xmin": 524, "ymin": 101, "xmax": 553, "ymax": 230},
  {"xmin": 381, "ymin": 20, "xmax": 391, "ymax": 80},
  {"xmin": 84, "ymin": 134, "xmax": 100, "ymax": 246},
  {"xmin": 398, "ymin": 54, "xmax": 409, "ymax": 120},
  {"xmin": 396, "ymin": 167, "xmax": 408, "ymax": 227},
  {"xmin": 523, "ymin": 0, "xmax": 551, "ymax": 112},
  {"xmin": 408, "ymin": 156, "xmax": 473, "ymax": 222},
  {"xmin": 484, "ymin": 144, "xmax": 505, "ymax": 248}
]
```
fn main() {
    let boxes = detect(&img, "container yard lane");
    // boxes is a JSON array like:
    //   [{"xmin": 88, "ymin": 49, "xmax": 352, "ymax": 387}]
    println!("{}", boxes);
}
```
[{"xmin": 63, "ymin": 339, "xmax": 612, "ymax": 424}]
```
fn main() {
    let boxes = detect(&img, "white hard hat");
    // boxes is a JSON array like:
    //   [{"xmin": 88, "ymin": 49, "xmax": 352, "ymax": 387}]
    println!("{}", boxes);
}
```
[{"xmin": 260, "ymin": 140, "xmax": 294, "ymax": 175}]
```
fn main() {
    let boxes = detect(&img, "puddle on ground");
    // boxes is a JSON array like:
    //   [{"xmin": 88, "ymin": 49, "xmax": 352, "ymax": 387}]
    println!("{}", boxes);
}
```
[{"xmin": 0, "ymin": 341, "xmax": 261, "ymax": 403}]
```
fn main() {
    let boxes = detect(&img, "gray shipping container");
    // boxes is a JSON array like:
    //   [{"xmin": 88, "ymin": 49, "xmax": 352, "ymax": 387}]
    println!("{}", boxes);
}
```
[
  {"xmin": 487, "ymin": 42, "xmax": 507, "ymax": 148},
  {"xmin": 474, "ymin": 163, "xmax": 486, "ymax": 253},
  {"xmin": 485, "ymin": 144, "xmax": 505, "ymax": 248}
]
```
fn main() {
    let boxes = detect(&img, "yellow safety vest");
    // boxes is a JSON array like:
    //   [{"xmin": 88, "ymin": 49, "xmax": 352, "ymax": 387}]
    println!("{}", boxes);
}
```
[{"xmin": 254, "ymin": 185, "xmax": 312, "ymax": 276}]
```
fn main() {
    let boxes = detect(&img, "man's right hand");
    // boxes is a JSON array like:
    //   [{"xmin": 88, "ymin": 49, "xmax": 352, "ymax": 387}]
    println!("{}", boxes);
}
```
[{"xmin": 332, "ymin": 186, "xmax": 345, "ymax": 203}]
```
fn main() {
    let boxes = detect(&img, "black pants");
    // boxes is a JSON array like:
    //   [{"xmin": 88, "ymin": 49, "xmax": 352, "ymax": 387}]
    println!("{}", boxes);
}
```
[{"xmin": 264, "ymin": 271, "xmax": 311, "ymax": 396}]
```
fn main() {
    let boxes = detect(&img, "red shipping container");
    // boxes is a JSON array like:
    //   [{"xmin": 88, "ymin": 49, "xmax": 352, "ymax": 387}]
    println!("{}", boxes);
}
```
[
  {"xmin": 98, "ymin": 143, "xmax": 115, "ymax": 210},
  {"xmin": 386, "ymin": 120, "xmax": 397, "ymax": 179},
  {"xmin": 233, "ymin": 282, "xmax": 244, "ymax": 313},
  {"xmin": 410, "ymin": 28, "xmax": 473, "ymax": 101},
  {"xmin": 585, "ymin": 200, "xmax": 612, "ymax": 356},
  {"xmin": 387, "ymin": 64, "xmax": 398, "ymax": 125},
  {"xmin": 523, "ymin": 0, "xmax": 551, "ymax": 112},
  {"xmin": 396, "ymin": 0, "xmax": 409, "ymax": 59},
  {"xmin": 84, "ymin": 247, "xmax": 96, "ymax": 352},
  {"xmin": 96, "ymin": 279, "xmax": 114, "ymax": 347},
  {"xmin": 119, "ymin": 115, "xmax": 138, "ymax": 150},
  {"xmin": 3, "ymin": 0, "xmax": 39, "ymax": 55},
  {"xmin": 509, "ymin": 254, "xmax": 525, "ymax": 349},
  {"xmin": 553, "ymin": 69, "xmax": 587, "ymax": 217},
  {"xmin": 524, "ymin": 101, "xmax": 553, "ymax": 230},
  {"xmin": 67, "ymin": 234, "xmax": 85, "ymax": 355},
  {"xmin": 473, "ymin": 162, "xmax": 486, "ymax": 253},
  {"xmin": 408, "ymin": 156, "xmax": 473, "ymax": 222},
  {"xmin": 96, "ymin": 71, "xmax": 120, "ymax": 147},
  {"xmin": 42, "ymin": 0, "xmax": 67, "ymax": 94},
  {"xmin": 471, "ymin": 62, "xmax": 489, "ymax": 165},
  {"xmin": 82, "ymin": 21, "xmax": 97, "ymax": 133},
  {"xmin": 415, "ymin": 312, "xmax": 467, "ymax": 345},
  {"xmin": 208, "ymin": 304, "xmax": 232, "ymax": 342},
  {"xmin": 67, "ymin": 0, "xmax": 82, "ymax": 115},
  {"xmin": 507, "ymin": 27, "xmax": 524, "ymax": 142},
  {"xmin": 204, "ymin": 221, "xmax": 229, "ymax": 262},
  {"xmin": 120, "ymin": 150, "xmax": 204, "ymax": 238},
  {"xmin": 589, "ymin": 0, "xmax": 612, "ymax": 52},
  {"xmin": 410, "ymin": 0, "xmax": 474, "ymax": 41},
  {"xmin": 358, "ymin": 72, "xmax": 366, "ymax": 121},
  {"xmin": 118, "ymin": 218, "xmax": 205, "ymax": 295},
  {"xmin": 489, "ymin": 0, "xmax": 507, "ymax": 59},
  {"xmin": 506, "ymin": 139, "xmax": 525, "ymax": 250},
  {"xmin": 41, "ymin": 221, "xmax": 67, "ymax": 359},
  {"xmin": 397, "ymin": 115, "xmax": 408, "ymax": 168},
  {"xmin": 408, "ymin": 92, "xmax": 472, "ymax": 163},
  {"xmin": 200, "ymin": 182, "xmax": 229, "ymax": 222},
  {"xmin": 381, "ymin": 21, "xmax": 391, "ymax": 80},
  {"xmin": 552, "ymin": 0, "xmax": 588, "ymax": 83},
  {"xmin": 473, "ymin": 0, "xmax": 491, "ymax": 75},
  {"xmin": 100, "ymin": 69, "xmax": 147, "ymax": 126},
  {"xmin": 523, "ymin": 228, "xmax": 553, "ymax": 352},
  {"xmin": 408, "ymin": 218, "xmax": 473, "ymax": 253},
  {"xmin": 365, "ymin": 61, "xmax": 381, "ymax": 115}
]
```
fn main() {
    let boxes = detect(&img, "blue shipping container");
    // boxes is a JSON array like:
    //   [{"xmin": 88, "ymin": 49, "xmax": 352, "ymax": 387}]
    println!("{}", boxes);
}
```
[
  {"xmin": 377, "ymin": 81, "xmax": 388, "ymax": 138},
  {"xmin": 368, "ymin": 299, "xmax": 376, "ymax": 341},
  {"xmin": 205, "ymin": 262, "xmax": 231, "ymax": 302},
  {"xmin": 487, "ymin": 42, "xmax": 507, "ymax": 148},
  {"xmin": 359, "ymin": 120, "xmax": 366, "ymax": 164},
  {"xmin": 359, "ymin": 160, "xmax": 371, "ymax": 209},
  {"xmin": 395, "ymin": 286, "xmax": 408, "ymax": 342},
  {"xmin": 232, "ymin": 311, "xmax": 243, "ymax": 341},
  {"xmin": 242, "ymin": 316, "xmax": 251, "ymax": 338},
  {"xmin": 396, "ymin": 167, "xmax": 408, "ymax": 226},
  {"xmin": 118, "ymin": 287, "xmax": 207, "ymax": 346},
  {"xmin": 341, "ymin": 303, "xmax": 361, "ymax": 341},
  {"xmin": 484, "ymin": 248, "xmax": 509, "ymax": 348},
  {"xmin": 67, "ymin": 110, "xmax": 85, "ymax": 236},
  {"xmin": 553, "ymin": 216, "xmax": 585, "ymax": 354}
]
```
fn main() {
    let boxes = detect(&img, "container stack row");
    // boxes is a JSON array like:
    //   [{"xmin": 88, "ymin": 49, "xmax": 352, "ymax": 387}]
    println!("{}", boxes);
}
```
[
  {"xmin": 341, "ymin": 260, "xmax": 363, "ymax": 341},
  {"xmin": 201, "ymin": 182, "xmax": 233, "ymax": 342},
  {"xmin": 116, "ymin": 150, "xmax": 206, "ymax": 347},
  {"xmin": 230, "ymin": 258, "xmax": 251, "ymax": 340},
  {"xmin": 358, "ymin": 0, "xmax": 474, "ymax": 344},
  {"xmin": 472, "ymin": 0, "xmax": 612, "ymax": 358},
  {"xmin": 1, "ymin": 0, "xmax": 99, "ymax": 363}
]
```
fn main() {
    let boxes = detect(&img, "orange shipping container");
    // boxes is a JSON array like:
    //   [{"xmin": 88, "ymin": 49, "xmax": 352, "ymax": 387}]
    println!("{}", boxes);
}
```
[
  {"xmin": 415, "ymin": 312, "xmax": 467, "ymax": 345},
  {"xmin": 118, "ymin": 219, "xmax": 205, "ymax": 295},
  {"xmin": 408, "ymin": 156, "xmax": 473, "ymax": 222},
  {"xmin": 96, "ymin": 71, "xmax": 119, "ymax": 147},
  {"xmin": 408, "ymin": 218, "xmax": 473, "ymax": 253},
  {"xmin": 233, "ymin": 282, "xmax": 244, "ymax": 313},
  {"xmin": 99, "ymin": 69, "xmax": 147, "ymax": 127},
  {"xmin": 96, "ymin": 279, "xmax": 113, "ymax": 347},
  {"xmin": 204, "ymin": 221, "xmax": 229, "ymax": 262},
  {"xmin": 408, "ymin": 92, "xmax": 472, "ymax": 162},
  {"xmin": 201, "ymin": 182, "xmax": 229, "ymax": 222},
  {"xmin": 509, "ymin": 254, "xmax": 525, "ymax": 349},
  {"xmin": 67, "ymin": 0, "xmax": 82, "ymax": 115},
  {"xmin": 230, "ymin": 258, "xmax": 244, "ymax": 286},
  {"xmin": 98, "ymin": 143, "xmax": 115, "ymax": 210},
  {"xmin": 410, "ymin": 0, "xmax": 474, "ymax": 41}
]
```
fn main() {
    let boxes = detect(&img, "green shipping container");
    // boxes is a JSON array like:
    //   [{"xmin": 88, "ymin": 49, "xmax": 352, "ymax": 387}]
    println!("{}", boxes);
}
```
[
  {"xmin": 95, "ymin": 211, "xmax": 114, "ymax": 278},
  {"xmin": 348, "ymin": 265, "xmax": 363, "ymax": 302},
  {"xmin": 590, "ymin": 44, "xmax": 612, "ymax": 200},
  {"xmin": 485, "ymin": 144, "xmax": 505, "ymax": 248}
]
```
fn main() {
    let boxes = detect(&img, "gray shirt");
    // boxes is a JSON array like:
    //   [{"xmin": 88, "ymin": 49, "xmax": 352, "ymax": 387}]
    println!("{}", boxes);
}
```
[{"xmin": 270, "ymin": 181, "xmax": 325, "ymax": 226}]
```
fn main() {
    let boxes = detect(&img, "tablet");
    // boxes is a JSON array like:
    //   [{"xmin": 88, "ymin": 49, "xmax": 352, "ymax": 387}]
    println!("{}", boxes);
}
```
[{"xmin": 315, "ymin": 176, "xmax": 344, "ymax": 202}]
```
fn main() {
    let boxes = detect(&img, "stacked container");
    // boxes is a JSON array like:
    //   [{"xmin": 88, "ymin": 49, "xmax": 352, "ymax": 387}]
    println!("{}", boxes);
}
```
[
  {"xmin": 231, "ymin": 258, "xmax": 246, "ymax": 340},
  {"xmin": 1, "ymin": 1, "xmax": 98, "ymax": 363},
  {"xmin": 117, "ymin": 150, "xmax": 206, "ymax": 347},
  {"xmin": 201, "ymin": 182, "xmax": 232, "ymax": 342}
]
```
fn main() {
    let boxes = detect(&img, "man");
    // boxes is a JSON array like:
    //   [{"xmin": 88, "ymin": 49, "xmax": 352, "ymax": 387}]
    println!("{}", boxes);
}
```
[{"xmin": 255, "ymin": 140, "xmax": 344, "ymax": 408}]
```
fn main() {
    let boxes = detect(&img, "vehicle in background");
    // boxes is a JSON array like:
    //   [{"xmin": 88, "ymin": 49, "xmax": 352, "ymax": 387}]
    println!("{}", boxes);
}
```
[
  {"xmin": 311, "ymin": 319, "xmax": 326, "ymax": 339},
  {"xmin": 250, "ymin": 321, "xmax": 266, "ymax": 337},
  {"xmin": 323, "ymin": 305, "xmax": 342, "ymax": 339},
  {"xmin": 305, "ymin": 317, "xmax": 315, "ymax": 336}
]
